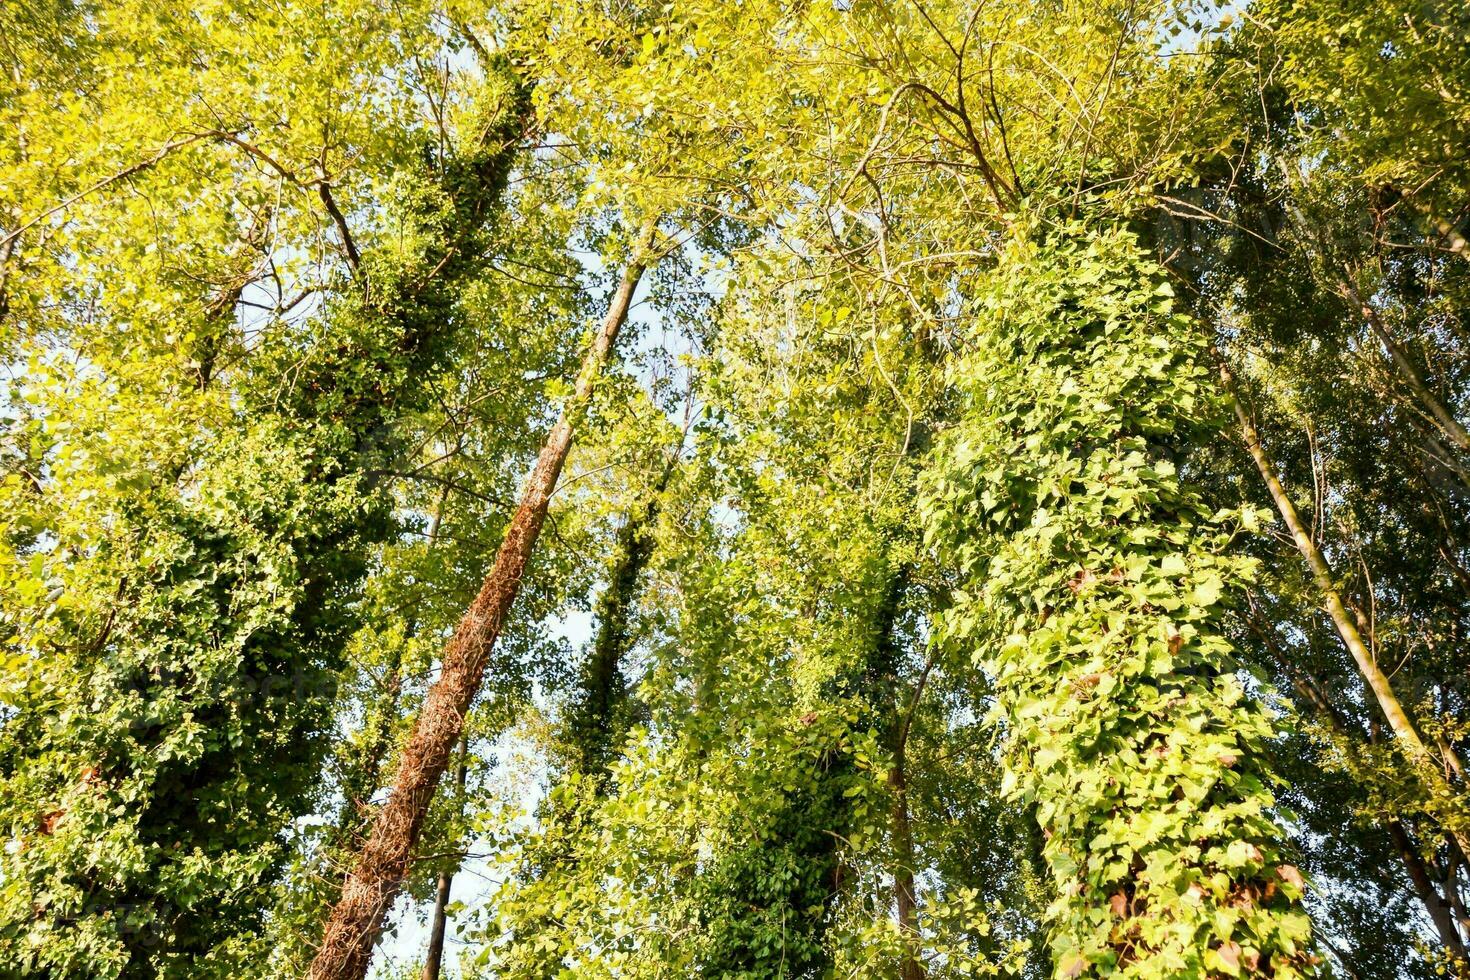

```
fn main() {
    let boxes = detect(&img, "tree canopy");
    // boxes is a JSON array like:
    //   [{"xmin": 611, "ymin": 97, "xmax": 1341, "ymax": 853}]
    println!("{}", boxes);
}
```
[{"xmin": 2, "ymin": 0, "xmax": 1468, "ymax": 978}]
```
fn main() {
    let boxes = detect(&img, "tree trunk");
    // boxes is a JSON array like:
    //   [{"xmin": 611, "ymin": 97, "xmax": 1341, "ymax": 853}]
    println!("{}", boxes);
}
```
[
  {"xmin": 420, "ymin": 870, "xmax": 454, "ymax": 980},
  {"xmin": 1389, "ymin": 810, "xmax": 1467, "ymax": 955},
  {"xmin": 1221, "ymin": 358, "xmax": 1470, "ymax": 859},
  {"xmin": 421, "ymin": 738, "xmax": 469, "ymax": 980},
  {"xmin": 336, "ymin": 491, "xmax": 448, "ymax": 848},
  {"xmin": 309, "ymin": 221, "xmax": 656, "ymax": 980},
  {"xmin": 565, "ymin": 455, "xmax": 674, "ymax": 778},
  {"xmin": 495, "ymin": 462, "xmax": 674, "ymax": 969},
  {"xmin": 1336, "ymin": 275, "xmax": 1470, "ymax": 455},
  {"xmin": 1250, "ymin": 600, "xmax": 1468, "ymax": 955},
  {"xmin": 889, "ymin": 747, "xmax": 924, "ymax": 980},
  {"xmin": 867, "ymin": 567, "xmax": 926, "ymax": 980},
  {"xmin": 1275, "ymin": 160, "xmax": 1470, "ymax": 463}
]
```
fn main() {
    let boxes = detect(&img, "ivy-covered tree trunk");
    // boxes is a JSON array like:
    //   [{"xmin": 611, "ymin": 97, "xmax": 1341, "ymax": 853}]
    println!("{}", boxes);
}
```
[
  {"xmin": 564, "ymin": 457, "xmax": 673, "ymax": 779},
  {"xmin": 690, "ymin": 732, "xmax": 849, "ymax": 979},
  {"xmin": 861, "ymin": 564, "xmax": 928, "ymax": 980},
  {"xmin": 310, "ymin": 222, "xmax": 656, "ymax": 980},
  {"xmin": 0, "ymin": 71, "xmax": 527, "ymax": 979},
  {"xmin": 489, "ymin": 463, "xmax": 673, "ymax": 975},
  {"xmin": 923, "ymin": 228, "xmax": 1315, "ymax": 978}
]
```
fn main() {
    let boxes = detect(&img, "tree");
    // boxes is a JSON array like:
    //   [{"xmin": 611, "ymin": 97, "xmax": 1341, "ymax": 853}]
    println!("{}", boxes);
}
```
[
  {"xmin": 7, "ymin": 1, "xmax": 1470, "ymax": 977},
  {"xmin": 1, "ymin": 6, "xmax": 528, "ymax": 975}
]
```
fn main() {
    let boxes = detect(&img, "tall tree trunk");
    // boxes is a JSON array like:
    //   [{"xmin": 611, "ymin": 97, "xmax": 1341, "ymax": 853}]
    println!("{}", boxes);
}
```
[
  {"xmin": 1386, "ymin": 805, "xmax": 1467, "ymax": 956},
  {"xmin": 888, "ymin": 746, "xmax": 924, "ymax": 980},
  {"xmin": 1250, "ymin": 604, "xmax": 1467, "ymax": 955},
  {"xmin": 421, "ymin": 738, "xmax": 469, "ymax": 980},
  {"xmin": 420, "ymin": 867, "xmax": 455, "ymax": 980},
  {"xmin": 868, "ymin": 567, "xmax": 926, "ymax": 980},
  {"xmin": 494, "ymin": 461, "xmax": 674, "ymax": 972},
  {"xmin": 309, "ymin": 220, "xmax": 657, "ymax": 980},
  {"xmin": 566, "ymin": 455, "xmax": 674, "ymax": 779},
  {"xmin": 337, "ymin": 490, "xmax": 449, "ymax": 847},
  {"xmin": 1221, "ymin": 358, "xmax": 1470, "ymax": 859},
  {"xmin": 1336, "ymin": 275, "xmax": 1470, "ymax": 456}
]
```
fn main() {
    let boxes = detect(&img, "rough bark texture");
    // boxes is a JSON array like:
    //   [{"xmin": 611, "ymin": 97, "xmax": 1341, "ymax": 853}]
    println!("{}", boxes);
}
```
[
  {"xmin": 308, "ymin": 231, "xmax": 653, "ymax": 980},
  {"xmin": 1223, "ymin": 360, "xmax": 1470, "ymax": 859}
]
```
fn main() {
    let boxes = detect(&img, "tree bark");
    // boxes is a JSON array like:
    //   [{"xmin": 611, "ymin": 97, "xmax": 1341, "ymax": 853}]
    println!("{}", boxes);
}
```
[
  {"xmin": 1221, "ymin": 358, "xmax": 1470, "ymax": 860},
  {"xmin": 309, "ymin": 221, "xmax": 656, "ymax": 980}
]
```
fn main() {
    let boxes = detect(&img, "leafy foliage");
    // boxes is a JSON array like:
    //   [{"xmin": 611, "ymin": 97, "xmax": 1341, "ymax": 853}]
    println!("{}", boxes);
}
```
[
  {"xmin": 924, "ymin": 228, "xmax": 1313, "ymax": 978},
  {"xmin": 4, "ymin": 1, "xmax": 1469, "ymax": 978}
]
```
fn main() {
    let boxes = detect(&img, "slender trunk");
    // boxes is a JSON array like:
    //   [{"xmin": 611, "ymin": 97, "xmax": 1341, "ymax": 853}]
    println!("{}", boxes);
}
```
[
  {"xmin": 1250, "ymin": 602, "xmax": 1468, "ymax": 954},
  {"xmin": 868, "ymin": 568, "xmax": 926, "ymax": 980},
  {"xmin": 567, "ymin": 457, "xmax": 674, "ymax": 778},
  {"xmin": 1348, "ymin": 599, "xmax": 1470, "ymax": 783},
  {"xmin": 1277, "ymin": 159, "xmax": 1470, "ymax": 462},
  {"xmin": 1411, "ymin": 426, "xmax": 1470, "ymax": 490},
  {"xmin": 1220, "ymin": 358, "xmax": 1470, "ymax": 859},
  {"xmin": 497, "ymin": 473, "xmax": 671, "ymax": 969},
  {"xmin": 0, "ymin": 226, "xmax": 15, "ymax": 324},
  {"xmin": 1369, "ymin": 707, "xmax": 1470, "ymax": 959},
  {"xmin": 888, "ymin": 747, "xmax": 924, "ymax": 980},
  {"xmin": 336, "ymin": 491, "xmax": 447, "ymax": 846},
  {"xmin": 1448, "ymin": 845, "xmax": 1470, "ymax": 942},
  {"xmin": 1387, "ymin": 820, "xmax": 1466, "ymax": 956},
  {"xmin": 1337, "ymin": 275, "xmax": 1470, "ymax": 455},
  {"xmin": 1439, "ymin": 542, "xmax": 1470, "ymax": 598},
  {"xmin": 421, "ymin": 871, "xmax": 454, "ymax": 980},
  {"xmin": 309, "ymin": 222, "xmax": 656, "ymax": 980},
  {"xmin": 421, "ymin": 738, "xmax": 469, "ymax": 980}
]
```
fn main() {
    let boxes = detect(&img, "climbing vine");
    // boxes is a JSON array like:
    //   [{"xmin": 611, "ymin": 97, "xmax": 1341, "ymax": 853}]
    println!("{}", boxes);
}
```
[{"xmin": 922, "ymin": 227, "xmax": 1314, "ymax": 978}]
